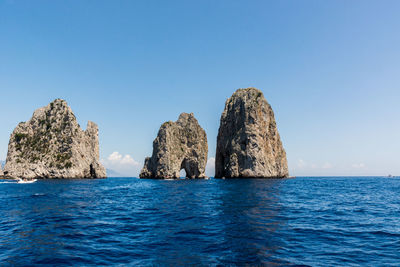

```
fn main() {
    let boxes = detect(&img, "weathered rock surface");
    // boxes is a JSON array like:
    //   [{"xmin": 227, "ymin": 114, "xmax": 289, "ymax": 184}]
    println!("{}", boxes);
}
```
[
  {"xmin": 215, "ymin": 88, "xmax": 289, "ymax": 178},
  {"xmin": 3, "ymin": 99, "xmax": 106, "ymax": 179},
  {"xmin": 140, "ymin": 113, "xmax": 208, "ymax": 179}
]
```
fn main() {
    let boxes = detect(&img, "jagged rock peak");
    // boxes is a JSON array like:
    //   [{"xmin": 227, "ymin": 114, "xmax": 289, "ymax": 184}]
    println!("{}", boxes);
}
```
[
  {"xmin": 3, "ymin": 98, "xmax": 106, "ymax": 179},
  {"xmin": 140, "ymin": 112, "xmax": 208, "ymax": 179},
  {"xmin": 215, "ymin": 88, "xmax": 289, "ymax": 178}
]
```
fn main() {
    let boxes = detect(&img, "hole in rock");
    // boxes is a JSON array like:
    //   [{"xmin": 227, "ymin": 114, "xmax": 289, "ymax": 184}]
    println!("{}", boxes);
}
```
[{"xmin": 179, "ymin": 169, "xmax": 186, "ymax": 179}]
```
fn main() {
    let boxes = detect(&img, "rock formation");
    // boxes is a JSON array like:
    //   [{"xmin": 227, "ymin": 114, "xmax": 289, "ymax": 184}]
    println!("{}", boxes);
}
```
[
  {"xmin": 140, "ymin": 113, "xmax": 208, "ymax": 179},
  {"xmin": 215, "ymin": 88, "xmax": 289, "ymax": 178},
  {"xmin": 3, "ymin": 99, "xmax": 106, "ymax": 179}
]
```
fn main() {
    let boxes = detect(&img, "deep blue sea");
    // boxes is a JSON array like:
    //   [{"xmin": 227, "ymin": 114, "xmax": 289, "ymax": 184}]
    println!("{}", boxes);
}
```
[{"xmin": 0, "ymin": 177, "xmax": 399, "ymax": 266}]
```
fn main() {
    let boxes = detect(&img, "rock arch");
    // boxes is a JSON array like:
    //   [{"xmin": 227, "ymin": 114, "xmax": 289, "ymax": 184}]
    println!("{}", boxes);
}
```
[{"xmin": 140, "ymin": 113, "xmax": 208, "ymax": 179}]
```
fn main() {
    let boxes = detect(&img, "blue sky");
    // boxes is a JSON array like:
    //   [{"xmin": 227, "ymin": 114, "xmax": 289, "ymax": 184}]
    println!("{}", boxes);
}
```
[{"xmin": 1, "ymin": 0, "xmax": 399, "ymax": 176}]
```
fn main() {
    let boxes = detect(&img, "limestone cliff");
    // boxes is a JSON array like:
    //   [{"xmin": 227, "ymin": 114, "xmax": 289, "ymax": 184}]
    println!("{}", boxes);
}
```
[
  {"xmin": 3, "ymin": 99, "xmax": 106, "ymax": 179},
  {"xmin": 215, "ymin": 88, "xmax": 288, "ymax": 178},
  {"xmin": 140, "ymin": 113, "xmax": 208, "ymax": 179}
]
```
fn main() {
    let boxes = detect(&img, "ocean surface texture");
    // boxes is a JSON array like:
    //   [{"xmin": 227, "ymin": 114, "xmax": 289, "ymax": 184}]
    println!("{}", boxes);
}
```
[{"xmin": 0, "ymin": 177, "xmax": 399, "ymax": 266}]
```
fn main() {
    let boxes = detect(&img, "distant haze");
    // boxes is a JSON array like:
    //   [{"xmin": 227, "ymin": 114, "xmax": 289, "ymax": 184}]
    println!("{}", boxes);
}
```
[{"xmin": 1, "ymin": 1, "xmax": 399, "ymax": 177}]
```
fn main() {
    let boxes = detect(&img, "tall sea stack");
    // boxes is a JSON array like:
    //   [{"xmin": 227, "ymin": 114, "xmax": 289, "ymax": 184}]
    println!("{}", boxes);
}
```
[
  {"xmin": 3, "ymin": 99, "xmax": 106, "ymax": 179},
  {"xmin": 215, "ymin": 88, "xmax": 288, "ymax": 178},
  {"xmin": 140, "ymin": 112, "xmax": 208, "ymax": 179}
]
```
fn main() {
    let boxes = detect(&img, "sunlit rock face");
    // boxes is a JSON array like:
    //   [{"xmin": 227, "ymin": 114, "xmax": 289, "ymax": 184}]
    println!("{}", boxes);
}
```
[
  {"xmin": 4, "ymin": 99, "xmax": 106, "ymax": 179},
  {"xmin": 215, "ymin": 88, "xmax": 289, "ymax": 178},
  {"xmin": 140, "ymin": 113, "xmax": 208, "ymax": 179}
]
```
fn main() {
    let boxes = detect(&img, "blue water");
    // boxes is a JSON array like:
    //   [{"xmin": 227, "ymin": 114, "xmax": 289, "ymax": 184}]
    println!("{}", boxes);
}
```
[{"xmin": 0, "ymin": 177, "xmax": 399, "ymax": 266}]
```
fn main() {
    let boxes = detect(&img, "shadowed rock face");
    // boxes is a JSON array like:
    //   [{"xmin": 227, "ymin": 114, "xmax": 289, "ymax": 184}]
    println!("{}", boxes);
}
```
[
  {"xmin": 140, "ymin": 113, "xmax": 208, "ymax": 179},
  {"xmin": 3, "ymin": 99, "xmax": 106, "ymax": 179},
  {"xmin": 215, "ymin": 88, "xmax": 289, "ymax": 178}
]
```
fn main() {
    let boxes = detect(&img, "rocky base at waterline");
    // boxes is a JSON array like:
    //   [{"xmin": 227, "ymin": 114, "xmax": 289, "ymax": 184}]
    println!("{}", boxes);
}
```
[
  {"xmin": 3, "ymin": 99, "xmax": 106, "ymax": 179},
  {"xmin": 140, "ymin": 113, "xmax": 208, "ymax": 179},
  {"xmin": 215, "ymin": 88, "xmax": 289, "ymax": 178}
]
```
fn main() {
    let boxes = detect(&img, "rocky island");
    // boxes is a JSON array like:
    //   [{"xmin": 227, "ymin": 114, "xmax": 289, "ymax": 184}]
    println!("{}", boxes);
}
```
[
  {"xmin": 215, "ymin": 88, "xmax": 289, "ymax": 178},
  {"xmin": 3, "ymin": 99, "xmax": 106, "ymax": 179},
  {"xmin": 140, "ymin": 112, "xmax": 208, "ymax": 179}
]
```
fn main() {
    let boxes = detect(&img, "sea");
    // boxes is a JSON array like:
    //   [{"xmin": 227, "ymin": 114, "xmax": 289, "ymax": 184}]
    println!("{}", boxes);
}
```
[{"xmin": 0, "ymin": 177, "xmax": 399, "ymax": 266}]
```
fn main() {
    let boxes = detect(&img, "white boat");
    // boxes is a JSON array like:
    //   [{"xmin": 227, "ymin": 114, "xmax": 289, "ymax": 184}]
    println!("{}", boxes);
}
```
[{"xmin": 16, "ymin": 178, "xmax": 37, "ymax": 184}]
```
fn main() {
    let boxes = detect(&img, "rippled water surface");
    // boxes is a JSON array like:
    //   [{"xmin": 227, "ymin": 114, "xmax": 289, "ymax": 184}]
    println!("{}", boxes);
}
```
[{"xmin": 0, "ymin": 177, "xmax": 399, "ymax": 266}]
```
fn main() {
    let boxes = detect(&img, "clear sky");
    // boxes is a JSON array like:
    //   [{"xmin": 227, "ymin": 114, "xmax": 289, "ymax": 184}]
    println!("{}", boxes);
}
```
[{"xmin": 1, "ymin": 0, "xmax": 399, "ymax": 177}]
